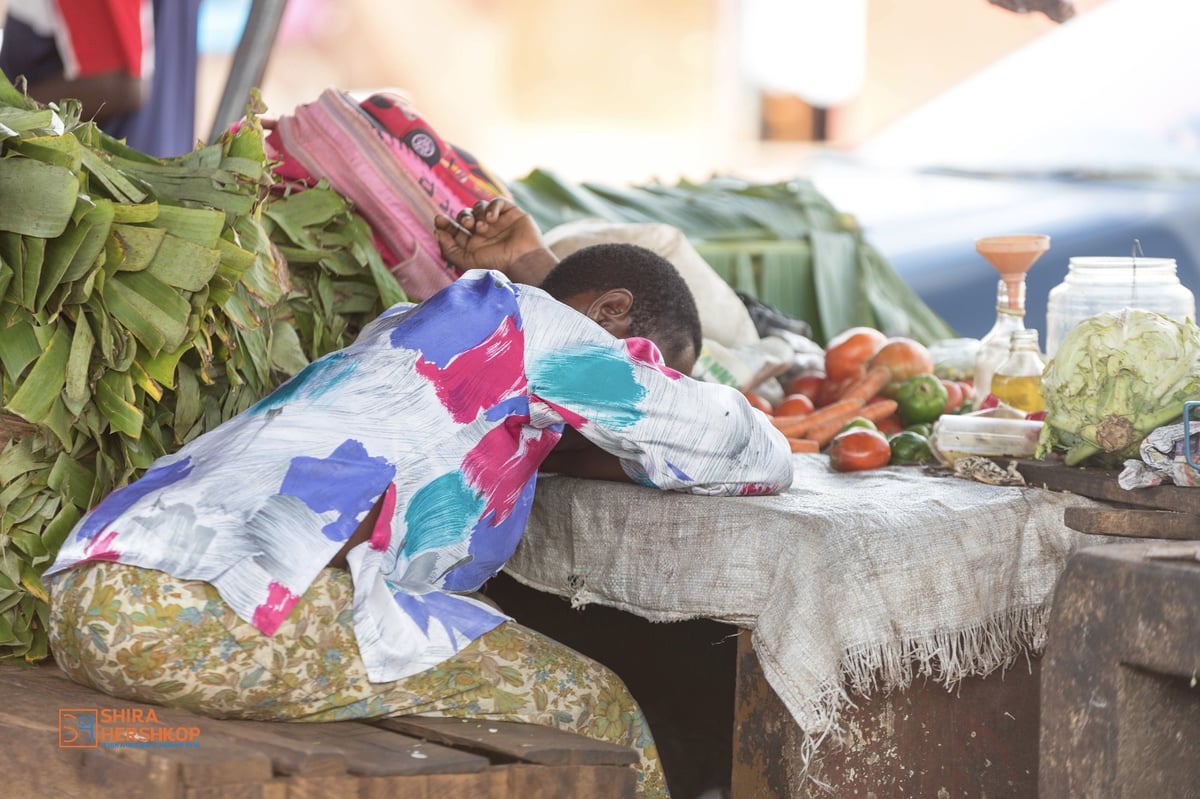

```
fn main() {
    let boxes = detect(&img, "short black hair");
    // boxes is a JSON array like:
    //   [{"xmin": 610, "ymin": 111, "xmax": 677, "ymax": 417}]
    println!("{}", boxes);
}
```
[{"xmin": 540, "ymin": 243, "xmax": 702, "ymax": 365}]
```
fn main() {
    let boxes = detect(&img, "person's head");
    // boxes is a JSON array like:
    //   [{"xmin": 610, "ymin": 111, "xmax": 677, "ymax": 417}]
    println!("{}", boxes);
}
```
[{"xmin": 539, "ymin": 243, "xmax": 703, "ymax": 374}]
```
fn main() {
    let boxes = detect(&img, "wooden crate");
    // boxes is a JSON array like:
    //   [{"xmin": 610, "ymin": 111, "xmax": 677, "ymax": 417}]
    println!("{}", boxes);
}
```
[
  {"xmin": 1040, "ymin": 543, "xmax": 1200, "ymax": 797},
  {"xmin": 0, "ymin": 661, "xmax": 637, "ymax": 799},
  {"xmin": 1010, "ymin": 458, "xmax": 1200, "ymax": 540},
  {"xmin": 731, "ymin": 630, "xmax": 1041, "ymax": 798}
]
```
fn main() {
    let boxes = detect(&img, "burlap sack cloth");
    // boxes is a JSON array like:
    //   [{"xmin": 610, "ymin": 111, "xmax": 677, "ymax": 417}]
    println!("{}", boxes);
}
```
[{"xmin": 506, "ymin": 456, "xmax": 1108, "ymax": 766}]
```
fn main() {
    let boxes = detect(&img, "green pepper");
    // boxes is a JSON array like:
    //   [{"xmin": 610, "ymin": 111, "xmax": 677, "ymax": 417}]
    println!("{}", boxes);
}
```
[
  {"xmin": 889, "ymin": 430, "xmax": 934, "ymax": 465},
  {"xmin": 839, "ymin": 416, "xmax": 878, "ymax": 434},
  {"xmin": 895, "ymin": 375, "xmax": 948, "ymax": 426}
]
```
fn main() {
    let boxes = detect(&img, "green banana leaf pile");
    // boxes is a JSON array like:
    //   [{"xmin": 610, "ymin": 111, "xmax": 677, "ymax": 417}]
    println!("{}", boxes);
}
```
[
  {"xmin": 510, "ymin": 170, "xmax": 957, "ymax": 346},
  {"xmin": 0, "ymin": 74, "xmax": 403, "ymax": 664}
]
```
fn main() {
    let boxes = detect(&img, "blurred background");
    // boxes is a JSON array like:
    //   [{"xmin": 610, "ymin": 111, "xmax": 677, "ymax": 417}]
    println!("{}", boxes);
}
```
[
  {"xmin": 184, "ymin": 0, "xmax": 1108, "ymax": 182},
  {"xmin": 4, "ymin": 0, "xmax": 1200, "ymax": 337}
]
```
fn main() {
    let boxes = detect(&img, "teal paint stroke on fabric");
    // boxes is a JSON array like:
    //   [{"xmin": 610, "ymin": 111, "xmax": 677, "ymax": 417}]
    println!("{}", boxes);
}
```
[
  {"xmin": 247, "ymin": 351, "xmax": 358, "ymax": 415},
  {"xmin": 402, "ymin": 472, "xmax": 484, "ymax": 557},
  {"xmin": 530, "ymin": 344, "xmax": 645, "ymax": 431}
]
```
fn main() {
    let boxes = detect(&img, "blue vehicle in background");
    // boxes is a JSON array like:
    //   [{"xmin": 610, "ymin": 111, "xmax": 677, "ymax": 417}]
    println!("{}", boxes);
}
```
[{"xmin": 810, "ymin": 0, "xmax": 1200, "ymax": 340}]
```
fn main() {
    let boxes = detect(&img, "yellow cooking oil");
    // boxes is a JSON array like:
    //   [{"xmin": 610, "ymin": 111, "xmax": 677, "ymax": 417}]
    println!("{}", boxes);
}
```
[{"xmin": 989, "ymin": 373, "xmax": 1045, "ymax": 413}]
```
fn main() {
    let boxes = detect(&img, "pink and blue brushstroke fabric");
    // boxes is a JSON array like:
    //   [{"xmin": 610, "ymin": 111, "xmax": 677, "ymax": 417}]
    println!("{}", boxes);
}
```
[{"xmin": 46, "ymin": 271, "xmax": 793, "ymax": 682}]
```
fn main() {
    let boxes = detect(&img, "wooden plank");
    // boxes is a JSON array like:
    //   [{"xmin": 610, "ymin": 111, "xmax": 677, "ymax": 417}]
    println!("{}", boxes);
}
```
[
  {"xmin": 0, "ymin": 662, "xmax": 489, "ymax": 790},
  {"xmin": 260, "ymin": 720, "xmax": 488, "ymax": 777},
  {"xmin": 103, "ymin": 740, "xmax": 273, "ymax": 789},
  {"xmin": 0, "ymin": 663, "xmax": 272, "ymax": 792},
  {"xmin": 375, "ymin": 717, "xmax": 639, "ymax": 767},
  {"xmin": 271, "ymin": 775, "xmax": 363, "ymax": 799},
  {"xmin": 0, "ymin": 729, "xmax": 176, "ymax": 799},
  {"xmin": 491, "ymin": 763, "xmax": 637, "ymax": 798},
  {"xmin": 0, "ymin": 663, "xmax": 342, "ymax": 778},
  {"xmin": 184, "ymin": 720, "xmax": 347, "ymax": 777},
  {"xmin": 184, "ymin": 784, "xmax": 288, "ymax": 799},
  {"xmin": 1064, "ymin": 507, "xmax": 1200, "ymax": 540},
  {"xmin": 1011, "ymin": 458, "xmax": 1200, "ymax": 515},
  {"xmin": 355, "ymin": 772, "xmax": 490, "ymax": 799}
]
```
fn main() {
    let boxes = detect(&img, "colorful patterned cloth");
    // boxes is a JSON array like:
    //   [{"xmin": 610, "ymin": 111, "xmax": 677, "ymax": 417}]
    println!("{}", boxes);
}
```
[
  {"xmin": 268, "ymin": 89, "xmax": 511, "ymax": 300},
  {"xmin": 45, "ymin": 270, "xmax": 793, "ymax": 686},
  {"xmin": 48, "ymin": 561, "xmax": 668, "ymax": 798},
  {"xmin": 0, "ymin": 0, "xmax": 201, "ymax": 157}
]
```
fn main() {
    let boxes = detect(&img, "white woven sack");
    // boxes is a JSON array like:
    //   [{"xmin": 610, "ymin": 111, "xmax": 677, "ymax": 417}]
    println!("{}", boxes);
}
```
[{"xmin": 544, "ymin": 220, "xmax": 761, "ymax": 349}]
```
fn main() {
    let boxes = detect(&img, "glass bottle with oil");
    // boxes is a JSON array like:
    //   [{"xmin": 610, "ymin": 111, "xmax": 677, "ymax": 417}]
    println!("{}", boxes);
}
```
[{"xmin": 990, "ymin": 329, "xmax": 1046, "ymax": 413}]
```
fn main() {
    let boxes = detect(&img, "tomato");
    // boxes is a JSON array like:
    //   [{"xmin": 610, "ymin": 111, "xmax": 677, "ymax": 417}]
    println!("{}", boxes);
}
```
[
  {"xmin": 874, "ymin": 413, "xmax": 905, "ymax": 437},
  {"xmin": 828, "ymin": 428, "xmax": 892, "ymax": 472},
  {"xmin": 776, "ymin": 393, "xmax": 816, "ymax": 417},
  {"xmin": 894, "ymin": 375, "xmax": 949, "ymax": 425},
  {"xmin": 824, "ymin": 327, "xmax": 887, "ymax": 382},
  {"xmin": 940, "ymin": 379, "xmax": 964, "ymax": 413},
  {"xmin": 958, "ymin": 380, "xmax": 975, "ymax": 401},
  {"xmin": 866, "ymin": 337, "xmax": 935, "ymax": 396},
  {"xmin": 889, "ymin": 430, "xmax": 935, "ymax": 465},
  {"xmin": 816, "ymin": 375, "xmax": 855, "ymax": 408},
  {"xmin": 742, "ymin": 391, "xmax": 774, "ymax": 415},
  {"xmin": 784, "ymin": 371, "xmax": 826, "ymax": 401}
]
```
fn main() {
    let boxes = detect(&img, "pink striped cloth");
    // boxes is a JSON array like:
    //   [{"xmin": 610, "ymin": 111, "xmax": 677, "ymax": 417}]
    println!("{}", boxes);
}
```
[{"xmin": 267, "ymin": 89, "xmax": 510, "ymax": 300}]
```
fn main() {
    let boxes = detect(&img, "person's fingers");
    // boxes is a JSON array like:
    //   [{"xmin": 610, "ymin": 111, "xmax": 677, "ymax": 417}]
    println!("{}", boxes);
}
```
[
  {"xmin": 435, "ymin": 213, "xmax": 471, "ymax": 243},
  {"xmin": 484, "ymin": 197, "xmax": 506, "ymax": 221},
  {"xmin": 433, "ymin": 228, "xmax": 456, "ymax": 258},
  {"xmin": 472, "ymin": 200, "xmax": 489, "ymax": 218}
]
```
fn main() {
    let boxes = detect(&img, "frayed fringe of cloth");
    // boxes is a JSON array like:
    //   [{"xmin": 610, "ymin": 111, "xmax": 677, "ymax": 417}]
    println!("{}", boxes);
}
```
[{"xmin": 754, "ymin": 603, "xmax": 1049, "ymax": 794}]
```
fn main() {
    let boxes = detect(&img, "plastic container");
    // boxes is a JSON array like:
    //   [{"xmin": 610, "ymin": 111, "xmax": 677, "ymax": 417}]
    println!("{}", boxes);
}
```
[
  {"xmin": 929, "ymin": 411, "xmax": 1044, "ymax": 464},
  {"xmin": 928, "ymin": 337, "xmax": 981, "ymax": 381},
  {"xmin": 1045, "ymin": 257, "xmax": 1195, "ymax": 358}
]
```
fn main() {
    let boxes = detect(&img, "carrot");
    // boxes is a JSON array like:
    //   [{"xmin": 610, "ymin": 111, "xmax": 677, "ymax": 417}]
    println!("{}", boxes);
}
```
[
  {"xmin": 807, "ymin": 398, "xmax": 900, "ymax": 448},
  {"xmin": 770, "ymin": 397, "xmax": 864, "ymax": 438},
  {"xmin": 842, "ymin": 365, "xmax": 892, "ymax": 404},
  {"xmin": 787, "ymin": 437, "xmax": 821, "ymax": 454}
]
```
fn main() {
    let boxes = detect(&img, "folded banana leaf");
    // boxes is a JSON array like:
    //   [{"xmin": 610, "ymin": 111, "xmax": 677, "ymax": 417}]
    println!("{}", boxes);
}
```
[
  {"xmin": 510, "ymin": 169, "xmax": 957, "ymax": 346},
  {"xmin": 0, "ymin": 73, "xmax": 402, "ymax": 664}
]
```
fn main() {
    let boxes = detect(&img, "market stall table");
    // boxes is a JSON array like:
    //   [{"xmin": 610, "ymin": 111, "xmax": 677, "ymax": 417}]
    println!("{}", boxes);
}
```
[{"xmin": 504, "ymin": 454, "xmax": 1110, "ymax": 797}]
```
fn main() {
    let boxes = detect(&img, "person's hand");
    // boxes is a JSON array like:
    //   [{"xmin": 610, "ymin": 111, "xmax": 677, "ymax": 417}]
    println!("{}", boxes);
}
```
[
  {"xmin": 540, "ymin": 431, "xmax": 633, "ymax": 483},
  {"xmin": 434, "ymin": 198, "xmax": 558, "ymax": 285}
]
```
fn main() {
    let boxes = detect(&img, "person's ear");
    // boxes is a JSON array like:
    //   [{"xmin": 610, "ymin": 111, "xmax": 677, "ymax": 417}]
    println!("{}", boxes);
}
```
[{"xmin": 585, "ymin": 289, "xmax": 634, "ymax": 337}]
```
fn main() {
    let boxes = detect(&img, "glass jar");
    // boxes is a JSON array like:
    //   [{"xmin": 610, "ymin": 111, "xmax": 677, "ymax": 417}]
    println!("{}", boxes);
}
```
[
  {"xmin": 1045, "ymin": 257, "xmax": 1195, "ymax": 358},
  {"xmin": 974, "ymin": 279, "xmax": 1027, "ymax": 402},
  {"xmin": 990, "ymin": 329, "xmax": 1046, "ymax": 413}
]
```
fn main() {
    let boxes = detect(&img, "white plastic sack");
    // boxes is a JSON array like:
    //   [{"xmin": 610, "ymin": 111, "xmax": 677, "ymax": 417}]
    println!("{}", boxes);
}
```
[{"xmin": 544, "ymin": 220, "xmax": 762, "ymax": 350}]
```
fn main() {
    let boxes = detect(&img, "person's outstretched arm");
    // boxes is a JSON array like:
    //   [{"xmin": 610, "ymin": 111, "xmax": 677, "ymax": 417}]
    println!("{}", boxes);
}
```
[
  {"xmin": 521, "ymin": 289, "xmax": 794, "ymax": 496},
  {"xmin": 434, "ymin": 198, "xmax": 559, "ymax": 285}
]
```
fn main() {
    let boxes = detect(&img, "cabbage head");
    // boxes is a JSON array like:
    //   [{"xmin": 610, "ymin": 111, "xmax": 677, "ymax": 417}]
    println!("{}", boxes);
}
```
[{"xmin": 1037, "ymin": 309, "xmax": 1200, "ymax": 466}]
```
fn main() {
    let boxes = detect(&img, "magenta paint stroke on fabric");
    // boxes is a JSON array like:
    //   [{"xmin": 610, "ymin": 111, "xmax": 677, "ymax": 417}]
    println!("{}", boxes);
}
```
[
  {"xmin": 82, "ymin": 531, "xmax": 121, "ymax": 563},
  {"xmin": 370, "ymin": 484, "xmax": 397, "ymax": 552},
  {"xmin": 462, "ymin": 421, "xmax": 560, "ymax": 526},
  {"xmin": 625, "ymin": 337, "xmax": 683, "ymax": 379},
  {"xmin": 252, "ymin": 581, "xmax": 301, "ymax": 635}
]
